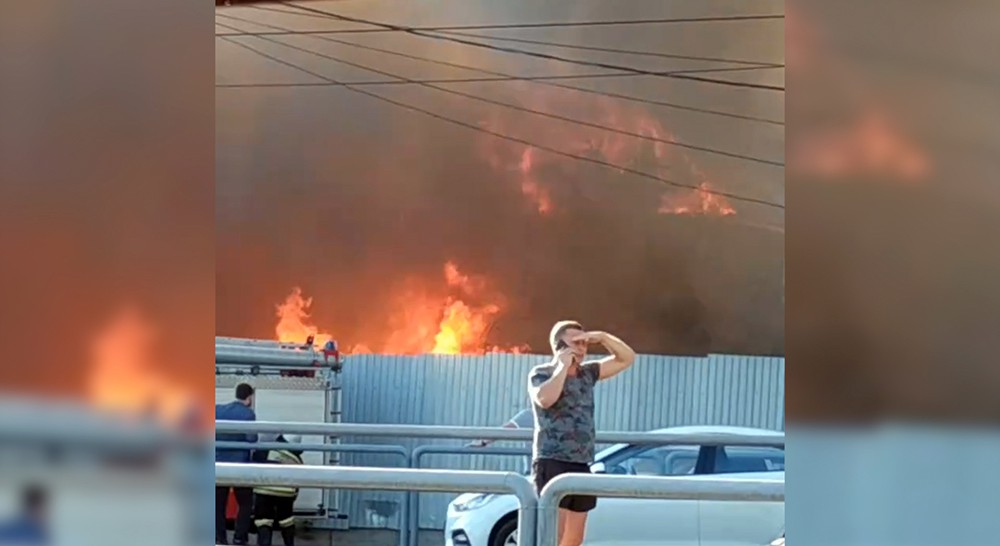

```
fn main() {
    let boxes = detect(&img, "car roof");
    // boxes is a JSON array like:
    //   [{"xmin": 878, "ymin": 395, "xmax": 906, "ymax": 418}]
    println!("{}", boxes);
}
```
[
  {"xmin": 595, "ymin": 425, "xmax": 783, "ymax": 460},
  {"xmin": 644, "ymin": 425, "xmax": 783, "ymax": 436}
]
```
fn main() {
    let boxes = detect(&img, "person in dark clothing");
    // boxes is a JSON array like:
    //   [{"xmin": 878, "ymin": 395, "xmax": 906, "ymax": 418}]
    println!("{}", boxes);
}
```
[
  {"xmin": 253, "ymin": 434, "xmax": 303, "ymax": 546},
  {"xmin": 0, "ymin": 485, "xmax": 48, "ymax": 545},
  {"xmin": 215, "ymin": 383, "xmax": 258, "ymax": 545}
]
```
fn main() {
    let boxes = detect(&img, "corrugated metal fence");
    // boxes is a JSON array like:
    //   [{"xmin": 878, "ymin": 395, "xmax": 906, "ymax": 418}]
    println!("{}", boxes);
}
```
[{"xmin": 336, "ymin": 353, "xmax": 784, "ymax": 530}]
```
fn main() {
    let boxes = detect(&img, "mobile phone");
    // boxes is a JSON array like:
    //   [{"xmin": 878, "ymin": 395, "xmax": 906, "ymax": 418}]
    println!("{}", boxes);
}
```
[{"xmin": 555, "ymin": 339, "xmax": 569, "ymax": 350}]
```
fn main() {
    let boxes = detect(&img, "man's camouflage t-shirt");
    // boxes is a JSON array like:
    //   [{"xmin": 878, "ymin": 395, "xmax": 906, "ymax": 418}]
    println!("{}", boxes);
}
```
[{"xmin": 529, "ymin": 361, "xmax": 600, "ymax": 464}]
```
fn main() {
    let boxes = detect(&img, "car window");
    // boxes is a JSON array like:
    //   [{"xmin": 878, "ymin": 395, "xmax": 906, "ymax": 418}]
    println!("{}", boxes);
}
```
[
  {"xmin": 605, "ymin": 445, "xmax": 700, "ymax": 476},
  {"xmin": 712, "ymin": 446, "xmax": 785, "ymax": 473}
]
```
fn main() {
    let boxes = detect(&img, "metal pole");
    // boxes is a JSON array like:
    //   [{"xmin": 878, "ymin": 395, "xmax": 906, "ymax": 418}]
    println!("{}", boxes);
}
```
[
  {"xmin": 216, "ymin": 421, "xmax": 784, "ymax": 447},
  {"xmin": 216, "ymin": 336, "xmax": 302, "ymax": 348},
  {"xmin": 216, "ymin": 345, "xmax": 320, "ymax": 366},
  {"xmin": 408, "ymin": 445, "xmax": 531, "ymax": 546},
  {"xmin": 215, "ymin": 442, "xmax": 409, "ymax": 463},
  {"xmin": 536, "ymin": 474, "xmax": 785, "ymax": 546},
  {"xmin": 216, "ymin": 464, "xmax": 536, "ymax": 546}
]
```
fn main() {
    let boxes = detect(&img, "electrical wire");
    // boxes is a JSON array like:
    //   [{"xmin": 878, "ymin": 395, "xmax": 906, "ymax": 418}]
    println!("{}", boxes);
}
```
[
  {"xmin": 272, "ymin": 2, "xmax": 785, "ymax": 91},
  {"xmin": 217, "ymin": 34, "xmax": 785, "ymax": 210},
  {"xmin": 244, "ymin": 4, "xmax": 784, "ymax": 31},
  {"xmin": 216, "ymin": 14, "xmax": 783, "ymax": 126},
  {"xmin": 236, "ymin": 5, "xmax": 782, "ymax": 69},
  {"xmin": 218, "ymin": 74, "xmax": 653, "ymax": 88},
  {"xmin": 432, "ymin": 29, "xmax": 783, "ymax": 68},
  {"xmin": 216, "ymin": 17, "xmax": 783, "ymax": 167}
]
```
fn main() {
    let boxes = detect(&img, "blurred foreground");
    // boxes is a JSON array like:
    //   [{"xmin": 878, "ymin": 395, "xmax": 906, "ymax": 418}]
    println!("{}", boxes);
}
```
[{"xmin": 0, "ymin": 396, "xmax": 212, "ymax": 546}]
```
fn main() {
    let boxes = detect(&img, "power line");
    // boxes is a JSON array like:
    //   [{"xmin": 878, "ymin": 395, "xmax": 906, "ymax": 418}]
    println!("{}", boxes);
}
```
[
  {"xmin": 216, "ymin": 17, "xmax": 783, "ymax": 167},
  {"xmin": 272, "ymin": 2, "xmax": 785, "ymax": 91},
  {"xmin": 217, "ymin": 34, "xmax": 784, "ymax": 210},
  {"xmin": 218, "ymin": 74, "xmax": 650, "ymax": 88},
  {"xmin": 433, "ymin": 29, "xmax": 783, "ymax": 68},
  {"xmin": 217, "ymin": 25, "xmax": 782, "ymax": 69},
  {"xmin": 244, "ymin": 4, "xmax": 784, "ymax": 31},
  {"xmin": 216, "ymin": 14, "xmax": 783, "ymax": 125}
]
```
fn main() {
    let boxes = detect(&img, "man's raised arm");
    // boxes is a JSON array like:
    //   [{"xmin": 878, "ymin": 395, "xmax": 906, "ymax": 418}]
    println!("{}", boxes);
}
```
[
  {"xmin": 586, "ymin": 331, "xmax": 636, "ymax": 380},
  {"xmin": 528, "ymin": 352, "xmax": 572, "ymax": 409}
]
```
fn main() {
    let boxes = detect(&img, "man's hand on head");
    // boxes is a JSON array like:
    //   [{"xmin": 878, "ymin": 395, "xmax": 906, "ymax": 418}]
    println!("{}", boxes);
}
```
[{"xmin": 572, "ymin": 331, "xmax": 606, "ymax": 345}]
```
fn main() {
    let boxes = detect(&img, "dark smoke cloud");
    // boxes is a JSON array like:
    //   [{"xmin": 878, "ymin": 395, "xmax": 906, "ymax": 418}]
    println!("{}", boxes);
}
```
[{"xmin": 216, "ymin": 0, "xmax": 784, "ymax": 355}]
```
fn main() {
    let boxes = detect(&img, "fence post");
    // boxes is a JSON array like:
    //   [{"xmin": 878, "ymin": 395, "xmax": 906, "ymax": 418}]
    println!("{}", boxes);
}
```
[
  {"xmin": 536, "ymin": 474, "xmax": 784, "ymax": 546},
  {"xmin": 408, "ymin": 445, "xmax": 531, "ymax": 546}
]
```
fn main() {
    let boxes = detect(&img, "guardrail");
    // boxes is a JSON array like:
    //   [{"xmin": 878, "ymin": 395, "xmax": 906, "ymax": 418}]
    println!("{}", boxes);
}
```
[
  {"xmin": 536, "ymin": 474, "xmax": 785, "ymax": 546},
  {"xmin": 215, "ymin": 421, "xmax": 785, "ymax": 447},
  {"xmin": 216, "ymin": 441, "xmax": 410, "ymax": 546},
  {"xmin": 216, "ymin": 463, "xmax": 538, "ymax": 546},
  {"xmin": 408, "ymin": 445, "xmax": 531, "ymax": 546},
  {"xmin": 215, "ymin": 422, "xmax": 784, "ymax": 543}
]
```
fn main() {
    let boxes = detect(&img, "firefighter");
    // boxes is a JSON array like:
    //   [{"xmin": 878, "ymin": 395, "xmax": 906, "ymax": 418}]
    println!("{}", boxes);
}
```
[{"xmin": 253, "ymin": 434, "xmax": 303, "ymax": 546}]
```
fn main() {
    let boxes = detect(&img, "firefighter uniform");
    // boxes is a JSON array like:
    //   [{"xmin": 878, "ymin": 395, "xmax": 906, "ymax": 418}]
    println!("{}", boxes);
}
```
[{"xmin": 253, "ymin": 438, "xmax": 303, "ymax": 546}]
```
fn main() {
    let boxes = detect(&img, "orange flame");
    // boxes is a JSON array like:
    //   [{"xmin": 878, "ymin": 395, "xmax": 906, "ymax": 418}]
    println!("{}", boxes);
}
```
[
  {"xmin": 276, "ymin": 262, "xmax": 526, "ymax": 355},
  {"xmin": 479, "ymin": 85, "xmax": 741, "ymax": 216},
  {"xmin": 87, "ymin": 306, "xmax": 192, "ymax": 425},
  {"xmin": 518, "ymin": 147, "xmax": 552, "ymax": 214},
  {"xmin": 659, "ymin": 182, "xmax": 737, "ymax": 216},
  {"xmin": 275, "ymin": 287, "xmax": 333, "ymax": 348}
]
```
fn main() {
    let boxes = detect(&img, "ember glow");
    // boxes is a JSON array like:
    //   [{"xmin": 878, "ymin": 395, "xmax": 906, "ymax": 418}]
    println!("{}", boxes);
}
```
[
  {"xmin": 479, "ymin": 86, "xmax": 740, "ymax": 217},
  {"xmin": 792, "ymin": 111, "xmax": 929, "ymax": 180},
  {"xmin": 88, "ymin": 306, "xmax": 192, "ymax": 424},
  {"xmin": 276, "ymin": 262, "xmax": 526, "ymax": 355},
  {"xmin": 659, "ymin": 182, "xmax": 737, "ymax": 216}
]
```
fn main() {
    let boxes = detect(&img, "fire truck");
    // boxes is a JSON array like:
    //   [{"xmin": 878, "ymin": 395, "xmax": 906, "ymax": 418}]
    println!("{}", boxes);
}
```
[{"xmin": 215, "ymin": 336, "xmax": 346, "ymax": 528}]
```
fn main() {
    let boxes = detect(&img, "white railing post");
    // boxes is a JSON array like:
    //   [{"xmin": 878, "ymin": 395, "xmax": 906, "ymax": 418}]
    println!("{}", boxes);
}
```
[
  {"xmin": 536, "ymin": 474, "xmax": 784, "ymax": 546},
  {"xmin": 216, "ymin": 463, "xmax": 537, "ymax": 546}
]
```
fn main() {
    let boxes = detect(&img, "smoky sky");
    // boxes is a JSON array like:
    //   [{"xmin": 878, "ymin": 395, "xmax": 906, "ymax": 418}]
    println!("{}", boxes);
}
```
[{"xmin": 215, "ymin": 0, "xmax": 784, "ymax": 356}]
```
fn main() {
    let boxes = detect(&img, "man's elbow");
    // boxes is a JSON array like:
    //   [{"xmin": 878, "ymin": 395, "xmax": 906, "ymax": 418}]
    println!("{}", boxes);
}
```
[{"xmin": 530, "ymin": 392, "xmax": 554, "ymax": 409}]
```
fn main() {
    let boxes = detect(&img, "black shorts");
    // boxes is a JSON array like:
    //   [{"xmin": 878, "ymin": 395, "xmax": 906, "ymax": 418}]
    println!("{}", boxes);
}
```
[{"xmin": 533, "ymin": 458, "xmax": 597, "ymax": 513}]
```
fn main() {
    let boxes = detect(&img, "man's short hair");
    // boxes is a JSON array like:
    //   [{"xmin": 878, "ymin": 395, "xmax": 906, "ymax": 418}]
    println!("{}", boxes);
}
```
[
  {"xmin": 549, "ymin": 320, "xmax": 584, "ymax": 352},
  {"xmin": 235, "ymin": 383, "xmax": 254, "ymax": 401}
]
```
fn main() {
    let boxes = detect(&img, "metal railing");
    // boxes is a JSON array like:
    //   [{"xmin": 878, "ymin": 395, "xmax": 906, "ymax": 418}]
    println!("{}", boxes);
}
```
[
  {"xmin": 536, "ymin": 474, "xmax": 785, "ymax": 546},
  {"xmin": 217, "ymin": 441, "xmax": 411, "ymax": 546},
  {"xmin": 215, "ymin": 421, "xmax": 785, "ymax": 447},
  {"xmin": 216, "ymin": 463, "xmax": 537, "ymax": 546},
  {"xmin": 408, "ymin": 445, "xmax": 531, "ymax": 546},
  {"xmin": 215, "ymin": 421, "xmax": 785, "ymax": 543}
]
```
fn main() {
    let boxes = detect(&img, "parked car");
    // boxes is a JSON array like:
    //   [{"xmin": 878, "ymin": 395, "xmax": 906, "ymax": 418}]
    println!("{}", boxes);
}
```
[{"xmin": 445, "ymin": 425, "xmax": 784, "ymax": 546}]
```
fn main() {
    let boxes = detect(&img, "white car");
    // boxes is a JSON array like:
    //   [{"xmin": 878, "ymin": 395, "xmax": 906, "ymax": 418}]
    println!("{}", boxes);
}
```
[{"xmin": 445, "ymin": 425, "xmax": 784, "ymax": 546}]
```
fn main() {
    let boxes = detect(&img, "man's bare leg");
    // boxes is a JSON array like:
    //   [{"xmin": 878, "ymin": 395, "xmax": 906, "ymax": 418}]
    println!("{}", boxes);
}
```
[{"xmin": 558, "ymin": 509, "xmax": 588, "ymax": 546}]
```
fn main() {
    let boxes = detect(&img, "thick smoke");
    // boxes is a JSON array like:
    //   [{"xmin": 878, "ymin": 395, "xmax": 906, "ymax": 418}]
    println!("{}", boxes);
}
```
[{"xmin": 216, "ymin": 1, "xmax": 784, "ymax": 355}]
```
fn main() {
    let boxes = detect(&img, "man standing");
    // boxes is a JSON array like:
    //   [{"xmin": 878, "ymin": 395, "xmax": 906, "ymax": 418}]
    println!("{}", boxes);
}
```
[
  {"xmin": 528, "ymin": 321, "xmax": 636, "ymax": 546},
  {"xmin": 216, "ymin": 383, "xmax": 258, "ymax": 545}
]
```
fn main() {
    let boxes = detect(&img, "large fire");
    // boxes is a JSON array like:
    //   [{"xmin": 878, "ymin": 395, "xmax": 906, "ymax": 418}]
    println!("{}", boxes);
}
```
[
  {"xmin": 87, "ymin": 306, "xmax": 194, "ymax": 425},
  {"xmin": 479, "ymin": 86, "xmax": 740, "ymax": 218},
  {"xmin": 275, "ymin": 262, "xmax": 526, "ymax": 355},
  {"xmin": 275, "ymin": 287, "xmax": 333, "ymax": 348}
]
